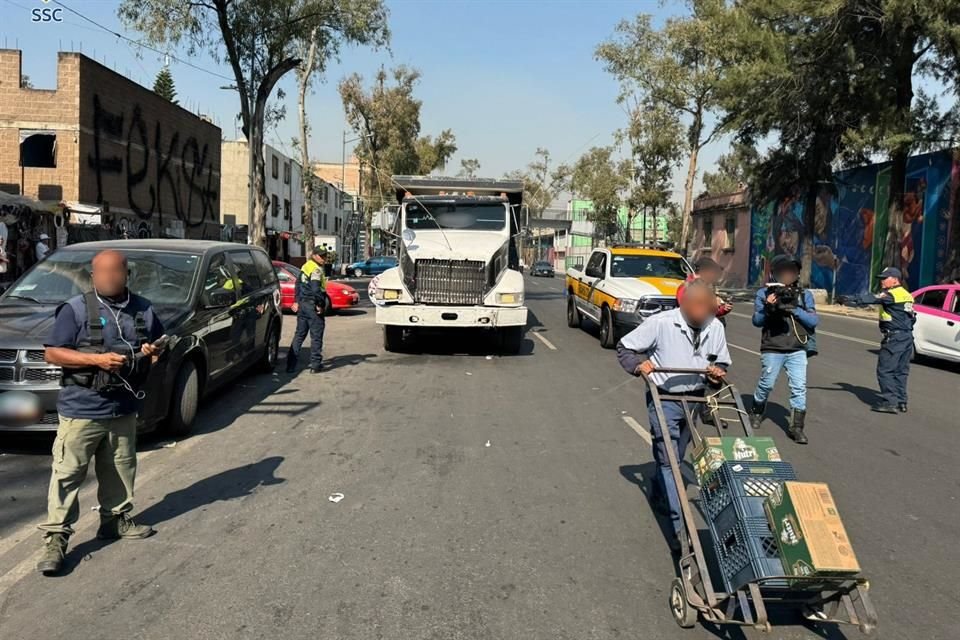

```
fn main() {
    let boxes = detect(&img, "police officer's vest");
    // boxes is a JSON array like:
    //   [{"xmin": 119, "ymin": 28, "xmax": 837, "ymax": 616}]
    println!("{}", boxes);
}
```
[
  {"xmin": 878, "ymin": 286, "xmax": 916, "ymax": 333},
  {"xmin": 61, "ymin": 292, "xmax": 150, "ymax": 391}
]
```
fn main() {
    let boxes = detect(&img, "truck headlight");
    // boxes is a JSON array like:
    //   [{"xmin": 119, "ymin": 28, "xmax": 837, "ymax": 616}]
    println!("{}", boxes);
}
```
[
  {"xmin": 614, "ymin": 298, "xmax": 640, "ymax": 313},
  {"xmin": 497, "ymin": 292, "xmax": 523, "ymax": 304},
  {"xmin": 376, "ymin": 288, "xmax": 402, "ymax": 301}
]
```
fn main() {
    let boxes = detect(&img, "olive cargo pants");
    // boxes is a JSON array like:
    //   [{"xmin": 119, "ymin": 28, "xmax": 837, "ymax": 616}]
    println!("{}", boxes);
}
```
[{"xmin": 38, "ymin": 414, "xmax": 138, "ymax": 537}]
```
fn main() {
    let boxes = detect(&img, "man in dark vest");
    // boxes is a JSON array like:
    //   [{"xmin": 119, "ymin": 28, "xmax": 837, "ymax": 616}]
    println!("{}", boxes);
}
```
[
  {"xmin": 748, "ymin": 254, "xmax": 819, "ymax": 444},
  {"xmin": 37, "ymin": 249, "xmax": 164, "ymax": 575}
]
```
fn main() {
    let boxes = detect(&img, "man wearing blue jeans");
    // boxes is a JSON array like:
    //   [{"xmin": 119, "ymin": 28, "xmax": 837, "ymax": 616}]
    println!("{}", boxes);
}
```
[{"xmin": 749, "ymin": 255, "xmax": 818, "ymax": 444}]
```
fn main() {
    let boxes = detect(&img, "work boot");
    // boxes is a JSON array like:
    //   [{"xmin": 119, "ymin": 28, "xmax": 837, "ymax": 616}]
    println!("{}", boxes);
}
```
[
  {"xmin": 897, "ymin": 403, "xmax": 908, "ymax": 413},
  {"xmin": 787, "ymin": 409, "xmax": 808, "ymax": 444},
  {"xmin": 749, "ymin": 400, "xmax": 766, "ymax": 430},
  {"xmin": 97, "ymin": 513, "xmax": 155, "ymax": 540},
  {"xmin": 871, "ymin": 403, "xmax": 898, "ymax": 414},
  {"xmin": 36, "ymin": 533, "xmax": 67, "ymax": 575}
]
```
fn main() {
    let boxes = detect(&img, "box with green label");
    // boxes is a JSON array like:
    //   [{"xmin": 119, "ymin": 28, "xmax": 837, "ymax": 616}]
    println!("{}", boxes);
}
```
[
  {"xmin": 692, "ymin": 436, "xmax": 782, "ymax": 486},
  {"xmin": 765, "ymin": 481, "xmax": 861, "ymax": 577}
]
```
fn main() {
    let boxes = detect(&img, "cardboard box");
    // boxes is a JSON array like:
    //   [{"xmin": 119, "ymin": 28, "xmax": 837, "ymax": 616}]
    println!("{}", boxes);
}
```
[
  {"xmin": 765, "ymin": 481, "xmax": 861, "ymax": 577},
  {"xmin": 692, "ymin": 436, "xmax": 782, "ymax": 485}
]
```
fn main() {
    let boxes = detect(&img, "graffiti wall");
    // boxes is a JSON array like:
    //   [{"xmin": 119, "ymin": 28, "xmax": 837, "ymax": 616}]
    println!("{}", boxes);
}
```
[
  {"xmin": 749, "ymin": 150, "xmax": 960, "ymax": 294},
  {"xmin": 78, "ymin": 56, "xmax": 222, "ymax": 234}
]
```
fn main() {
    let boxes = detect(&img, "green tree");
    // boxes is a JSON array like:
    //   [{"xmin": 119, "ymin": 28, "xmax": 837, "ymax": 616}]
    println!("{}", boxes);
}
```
[
  {"xmin": 701, "ymin": 143, "xmax": 758, "ymax": 196},
  {"xmin": 458, "ymin": 158, "xmax": 481, "ymax": 178},
  {"xmin": 597, "ymin": 1, "xmax": 728, "ymax": 253},
  {"xmin": 153, "ymin": 67, "xmax": 178, "ymax": 104},
  {"xmin": 119, "ymin": 0, "xmax": 390, "ymax": 249},
  {"xmin": 294, "ymin": 27, "xmax": 320, "ymax": 254},
  {"xmin": 621, "ymin": 101, "xmax": 683, "ymax": 242},
  {"xmin": 339, "ymin": 66, "xmax": 457, "ymax": 256},
  {"xmin": 567, "ymin": 146, "xmax": 628, "ymax": 242},
  {"xmin": 415, "ymin": 130, "xmax": 458, "ymax": 175}
]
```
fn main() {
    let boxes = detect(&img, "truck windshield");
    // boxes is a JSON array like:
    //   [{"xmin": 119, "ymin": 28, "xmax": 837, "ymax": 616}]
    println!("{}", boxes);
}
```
[
  {"xmin": 405, "ymin": 202, "xmax": 506, "ymax": 231},
  {"xmin": 610, "ymin": 255, "xmax": 690, "ymax": 280}
]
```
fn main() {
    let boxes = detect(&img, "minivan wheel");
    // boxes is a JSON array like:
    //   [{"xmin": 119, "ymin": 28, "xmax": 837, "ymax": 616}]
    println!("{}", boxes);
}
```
[
  {"xmin": 354, "ymin": 268, "xmax": 364, "ymax": 278},
  {"xmin": 258, "ymin": 325, "xmax": 280, "ymax": 372},
  {"xmin": 166, "ymin": 360, "xmax": 199, "ymax": 437}
]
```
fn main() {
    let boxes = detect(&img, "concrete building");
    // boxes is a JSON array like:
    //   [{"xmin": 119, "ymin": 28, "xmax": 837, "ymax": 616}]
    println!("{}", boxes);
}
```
[
  {"xmin": 0, "ymin": 50, "xmax": 222, "ymax": 242},
  {"xmin": 689, "ymin": 188, "xmax": 752, "ymax": 287},
  {"xmin": 221, "ymin": 140, "xmax": 349, "ymax": 264}
]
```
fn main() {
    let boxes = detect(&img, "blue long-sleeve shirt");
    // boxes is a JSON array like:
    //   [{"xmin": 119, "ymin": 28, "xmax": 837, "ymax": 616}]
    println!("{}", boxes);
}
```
[
  {"xmin": 846, "ymin": 286, "xmax": 915, "ymax": 333},
  {"xmin": 752, "ymin": 287, "xmax": 818, "ymax": 353}
]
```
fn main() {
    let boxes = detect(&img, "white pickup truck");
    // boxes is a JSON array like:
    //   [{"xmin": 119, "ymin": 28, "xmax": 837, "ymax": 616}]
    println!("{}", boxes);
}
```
[{"xmin": 565, "ymin": 245, "xmax": 693, "ymax": 348}]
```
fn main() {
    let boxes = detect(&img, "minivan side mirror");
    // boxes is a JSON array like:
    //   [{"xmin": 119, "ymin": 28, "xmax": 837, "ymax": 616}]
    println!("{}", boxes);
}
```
[{"xmin": 205, "ymin": 289, "xmax": 234, "ymax": 308}]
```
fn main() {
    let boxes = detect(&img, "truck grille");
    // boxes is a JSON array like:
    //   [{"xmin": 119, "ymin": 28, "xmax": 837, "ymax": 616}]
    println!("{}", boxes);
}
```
[
  {"xmin": 22, "ymin": 368, "xmax": 62, "ymax": 383},
  {"xmin": 26, "ymin": 350, "xmax": 46, "ymax": 362},
  {"xmin": 639, "ymin": 296, "xmax": 679, "ymax": 315},
  {"xmin": 414, "ymin": 259, "xmax": 487, "ymax": 305},
  {"xmin": 0, "ymin": 349, "xmax": 17, "ymax": 363}
]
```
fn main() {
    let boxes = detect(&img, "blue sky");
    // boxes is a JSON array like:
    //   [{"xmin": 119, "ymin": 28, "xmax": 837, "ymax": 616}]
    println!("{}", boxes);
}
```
[{"xmin": 3, "ymin": 0, "xmax": 704, "ymax": 204}]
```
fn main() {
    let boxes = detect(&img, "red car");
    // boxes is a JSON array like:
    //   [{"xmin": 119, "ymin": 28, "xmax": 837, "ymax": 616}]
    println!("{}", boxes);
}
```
[{"xmin": 272, "ymin": 261, "xmax": 360, "ymax": 314}]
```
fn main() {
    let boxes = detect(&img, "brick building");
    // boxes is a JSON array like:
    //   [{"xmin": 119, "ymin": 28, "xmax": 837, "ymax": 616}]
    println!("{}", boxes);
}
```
[{"xmin": 0, "ymin": 49, "xmax": 221, "ymax": 243}]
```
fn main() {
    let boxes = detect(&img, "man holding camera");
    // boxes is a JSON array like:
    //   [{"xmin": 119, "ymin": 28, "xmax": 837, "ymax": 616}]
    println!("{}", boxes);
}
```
[
  {"xmin": 37, "ymin": 249, "xmax": 164, "ymax": 575},
  {"xmin": 748, "ymin": 254, "xmax": 819, "ymax": 444},
  {"xmin": 839, "ymin": 266, "xmax": 915, "ymax": 414}
]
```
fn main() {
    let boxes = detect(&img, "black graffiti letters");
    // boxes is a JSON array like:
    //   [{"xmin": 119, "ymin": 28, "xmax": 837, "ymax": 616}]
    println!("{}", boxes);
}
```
[{"xmin": 87, "ymin": 94, "xmax": 218, "ymax": 227}]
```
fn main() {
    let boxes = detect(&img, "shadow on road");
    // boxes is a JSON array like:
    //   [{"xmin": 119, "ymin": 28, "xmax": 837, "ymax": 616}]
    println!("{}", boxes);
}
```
[
  {"xmin": 809, "ymin": 382, "xmax": 878, "ymax": 408},
  {"xmin": 55, "ymin": 456, "xmax": 286, "ymax": 576},
  {"xmin": 320, "ymin": 352, "xmax": 377, "ymax": 373}
]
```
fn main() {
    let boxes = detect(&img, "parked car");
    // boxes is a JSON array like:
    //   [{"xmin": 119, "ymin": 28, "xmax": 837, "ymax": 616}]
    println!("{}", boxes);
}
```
[
  {"xmin": 0, "ymin": 240, "xmax": 282, "ymax": 435},
  {"xmin": 911, "ymin": 283, "xmax": 960, "ymax": 363},
  {"xmin": 272, "ymin": 261, "xmax": 360, "ymax": 313},
  {"xmin": 348, "ymin": 255, "xmax": 397, "ymax": 278},
  {"xmin": 530, "ymin": 261, "xmax": 555, "ymax": 277}
]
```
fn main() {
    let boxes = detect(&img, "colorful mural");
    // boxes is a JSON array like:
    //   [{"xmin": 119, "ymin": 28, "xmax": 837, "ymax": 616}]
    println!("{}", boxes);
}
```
[{"xmin": 749, "ymin": 150, "xmax": 960, "ymax": 294}]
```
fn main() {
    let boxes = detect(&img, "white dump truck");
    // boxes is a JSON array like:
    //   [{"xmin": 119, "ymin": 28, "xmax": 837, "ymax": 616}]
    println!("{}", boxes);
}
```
[{"xmin": 372, "ymin": 176, "xmax": 528, "ymax": 353}]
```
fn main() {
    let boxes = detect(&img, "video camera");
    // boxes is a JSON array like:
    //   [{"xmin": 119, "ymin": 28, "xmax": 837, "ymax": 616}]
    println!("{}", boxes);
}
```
[{"xmin": 766, "ymin": 281, "xmax": 803, "ymax": 311}]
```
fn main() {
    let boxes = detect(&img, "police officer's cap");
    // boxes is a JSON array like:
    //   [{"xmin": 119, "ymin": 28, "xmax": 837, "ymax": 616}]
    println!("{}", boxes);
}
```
[
  {"xmin": 770, "ymin": 254, "xmax": 801, "ymax": 273},
  {"xmin": 877, "ymin": 266, "xmax": 902, "ymax": 280},
  {"xmin": 311, "ymin": 246, "xmax": 327, "ymax": 259}
]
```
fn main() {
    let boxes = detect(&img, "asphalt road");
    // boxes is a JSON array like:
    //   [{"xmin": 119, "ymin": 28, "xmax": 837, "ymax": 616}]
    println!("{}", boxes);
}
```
[{"xmin": 0, "ymin": 275, "xmax": 956, "ymax": 639}]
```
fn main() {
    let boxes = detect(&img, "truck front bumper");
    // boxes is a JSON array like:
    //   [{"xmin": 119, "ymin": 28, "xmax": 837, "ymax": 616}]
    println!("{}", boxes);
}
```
[{"xmin": 376, "ymin": 304, "xmax": 528, "ymax": 328}]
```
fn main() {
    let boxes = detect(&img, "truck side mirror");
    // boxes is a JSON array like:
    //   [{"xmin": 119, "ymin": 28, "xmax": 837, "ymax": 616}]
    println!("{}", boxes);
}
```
[{"xmin": 585, "ymin": 266, "xmax": 603, "ymax": 279}]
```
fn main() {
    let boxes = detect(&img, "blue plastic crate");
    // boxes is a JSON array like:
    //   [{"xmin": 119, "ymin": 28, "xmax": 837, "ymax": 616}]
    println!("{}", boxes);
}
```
[
  {"xmin": 709, "ymin": 513, "xmax": 788, "ymax": 592},
  {"xmin": 700, "ymin": 460, "xmax": 797, "ymax": 523}
]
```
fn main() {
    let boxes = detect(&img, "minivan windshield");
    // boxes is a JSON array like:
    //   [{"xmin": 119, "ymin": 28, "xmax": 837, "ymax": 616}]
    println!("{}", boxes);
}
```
[
  {"xmin": 405, "ymin": 202, "xmax": 507, "ymax": 231},
  {"xmin": 3, "ymin": 250, "xmax": 201, "ymax": 306}
]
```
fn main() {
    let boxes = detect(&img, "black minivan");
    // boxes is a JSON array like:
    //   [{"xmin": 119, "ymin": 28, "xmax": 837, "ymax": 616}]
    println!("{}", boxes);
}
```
[{"xmin": 0, "ymin": 240, "xmax": 282, "ymax": 436}]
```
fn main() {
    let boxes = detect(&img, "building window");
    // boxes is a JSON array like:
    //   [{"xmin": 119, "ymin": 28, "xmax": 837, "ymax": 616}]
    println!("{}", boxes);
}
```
[
  {"xmin": 702, "ymin": 216, "xmax": 713, "ymax": 248},
  {"xmin": 335, "ymin": 217, "xmax": 340, "ymax": 233},
  {"xmin": 323, "ymin": 187, "xmax": 329, "ymax": 203},
  {"xmin": 283, "ymin": 162, "xmax": 291, "ymax": 185},
  {"xmin": 271, "ymin": 194, "xmax": 279, "ymax": 217},
  {"xmin": 271, "ymin": 155, "xmax": 279, "ymax": 179},
  {"xmin": 20, "ymin": 130, "xmax": 57, "ymax": 168},
  {"xmin": 724, "ymin": 214, "xmax": 736, "ymax": 251},
  {"xmin": 300, "ymin": 205, "xmax": 305, "ymax": 223},
  {"xmin": 322, "ymin": 213, "xmax": 328, "ymax": 230},
  {"xmin": 283, "ymin": 199, "xmax": 291, "ymax": 220}
]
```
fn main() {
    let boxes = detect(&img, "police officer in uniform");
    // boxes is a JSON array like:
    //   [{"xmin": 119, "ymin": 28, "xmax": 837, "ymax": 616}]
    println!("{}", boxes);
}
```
[
  {"xmin": 37, "ymin": 250, "xmax": 164, "ymax": 575},
  {"xmin": 286, "ymin": 246, "xmax": 329, "ymax": 374},
  {"xmin": 840, "ymin": 267, "xmax": 916, "ymax": 414}
]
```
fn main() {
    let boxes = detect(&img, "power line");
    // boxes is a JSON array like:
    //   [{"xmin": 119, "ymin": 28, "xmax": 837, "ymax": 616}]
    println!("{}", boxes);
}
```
[{"xmin": 50, "ymin": 0, "xmax": 235, "ymax": 82}]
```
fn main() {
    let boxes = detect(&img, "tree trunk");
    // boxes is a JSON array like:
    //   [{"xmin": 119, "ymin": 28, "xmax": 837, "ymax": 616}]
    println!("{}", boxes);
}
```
[
  {"xmin": 625, "ymin": 209, "xmax": 634, "ymax": 243},
  {"xmin": 298, "ymin": 29, "xmax": 318, "ymax": 255},
  {"xmin": 249, "ymin": 58, "xmax": 301, "ymax": 250},
  {"xmin": 885, "ymin": 44, "xmax": 915, "ymax": 278},
  {"xmin": 680, "ymin": 144, "xmax": 700, "ymax": 255},
  {"xmin": 801, "ymin": 186, "xmax": 817, "ymax": 288}
]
